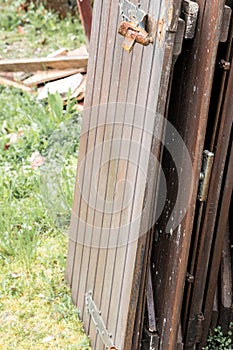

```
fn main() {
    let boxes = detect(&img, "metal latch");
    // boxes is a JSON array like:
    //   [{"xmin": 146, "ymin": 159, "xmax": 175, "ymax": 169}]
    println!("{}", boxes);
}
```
[
  {"xmin": 118, "ymin": 0, "xmax": 153, "ymax": 52},
  {"xmin": 198, "ymin": 150, "xmax": 214, "ymax": 202},
  {"xmin": 85, "ymin": 292, "xmax": 117, "ymax": 350}
]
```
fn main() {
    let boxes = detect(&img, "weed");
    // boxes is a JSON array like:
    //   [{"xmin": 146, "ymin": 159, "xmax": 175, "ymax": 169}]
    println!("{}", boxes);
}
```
[{"xmin": 203, "ymin": 323, "xmax": 233, "ymax": 350}]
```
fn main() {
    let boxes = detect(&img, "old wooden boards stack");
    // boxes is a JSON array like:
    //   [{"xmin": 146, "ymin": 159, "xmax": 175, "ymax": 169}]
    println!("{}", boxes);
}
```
[
  {"xmin": 152, "ymin": 0, "xmax": 233, "ymax": 349},
  {"xmin": 66, "ymin": 0, "xmax": 233, "ymax": 349},
  {"xmin": 66, "ymin": 0, "xmax": 182, "ymax": 349}
]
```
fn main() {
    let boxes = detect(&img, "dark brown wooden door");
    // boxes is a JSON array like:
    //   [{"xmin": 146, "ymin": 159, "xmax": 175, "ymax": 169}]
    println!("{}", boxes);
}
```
[
  {"xmin": 152, "ymin": 0, "xmax": 227, "ymax": 349},
  {"xmin": 184, "ymin": 20, "xmax": 233, "ymax": 348}
]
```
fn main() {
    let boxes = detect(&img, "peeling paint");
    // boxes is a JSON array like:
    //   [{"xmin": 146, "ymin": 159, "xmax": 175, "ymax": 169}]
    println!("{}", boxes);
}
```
[{"xmin": 158, "ymin": 18, "xmax": 164, "ymax": 41}]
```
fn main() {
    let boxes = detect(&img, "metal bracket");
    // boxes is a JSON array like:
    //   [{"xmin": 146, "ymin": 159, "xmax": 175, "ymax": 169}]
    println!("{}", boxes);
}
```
[
  {"xmin": 187, "ymin": 313, "xmax": 205, "ymax": 345},
  {"xmin": 181, "ymin": 0, "xmax": 199, "ymax": 39},
  {"xmin": 85, "ymin": 292, "xmax": 117, "ymax": 350},
  {"xmin": 173, "ymin": 18, "xmax": 186, "ymax": 62},
  {"xmin": 141, "ymin": 328, "xmax": 160, "ymax": 350},
  {"xmin": 120, "ymin": 0, "xmax": 146, "ymax": 25},
  {"xmin": 147, "ymin": 267, "xmax": 157, "ymax": 333},
  {"xmin": 219, "ymin": 5, "xmax": 232, "ymax": 43},
  {"xmin": 198, "ymin": 150, "xmax": 214, "ymax": 202}
]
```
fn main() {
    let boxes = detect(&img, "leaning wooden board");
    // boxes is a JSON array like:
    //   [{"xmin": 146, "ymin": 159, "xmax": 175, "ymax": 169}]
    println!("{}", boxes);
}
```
[
  {"xmin": 152, "ymin": 0, "xmax": 226, "ymax": 348},
  {"xmin": 66, "ymin": 0, "xmax": 181, "ymax": 349}
]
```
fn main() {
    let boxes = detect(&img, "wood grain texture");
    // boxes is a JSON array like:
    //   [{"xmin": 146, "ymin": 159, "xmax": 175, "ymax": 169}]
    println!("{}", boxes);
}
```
[
  {"xmin": 153, "ymin": 0, "xmax": 226, "ymax": 349},
  {"xmin": 23, "ymin": 69, "xmax": 83, "ymax": 86},
  {"xmin": 0, "ymin": 56, "xmax": 88, "ymax": 72},
  {"xmin": 0, "ymin": 76, "xmax": 33, "ymax": 92},
  {"xmin": 66, "ymin": 0, "xmax": 181, "ymax": 349}
]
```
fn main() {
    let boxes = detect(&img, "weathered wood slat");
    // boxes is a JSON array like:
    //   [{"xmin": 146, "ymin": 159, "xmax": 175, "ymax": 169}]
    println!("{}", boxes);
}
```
[
  {"xmin": 88, "ymin": 4, "xmax": 129, "ymax": 349},
  {"xmin": 76, "ymin": 0, "xmax": 92, "ymax": 43},
  {"xmin": 23, "ymin": 68, "xmax": 83, "ymax": 86},
  {"xmin": 0, "ymin": 56, "xmax": 88, "ymax": 72},
  {"xmin": 0, "ymin": 76, "xmax": 33, "ymax": 92},
  {"xmin": 66, "ymin": 0, "xmax": 181, "ymax": 349},
  {"xmin": 219, "ymin": 224, "xmax": 233, "ymax": 333},
  {"xmin": 37, "ymin": 73, "xmax": 83, "ymax": 99},
  {"xmin": 200, "ymin": 138, "xmax": 233, "ymax": 346}
]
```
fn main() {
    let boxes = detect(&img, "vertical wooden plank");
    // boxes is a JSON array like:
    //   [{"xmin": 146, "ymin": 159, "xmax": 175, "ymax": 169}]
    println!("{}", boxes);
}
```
[
  {"xmin": 86, "ymin": 3, "xmax": 130, "ymax": 348},
  {"xmin": 219, "ymin": 225, "xmax": 233, "ymax": 333},
  {"xmin": 74, "ymin": 0, "xmax": 114, "ymax": 312},
  {"xmin": 200, "ymin": 138, "xmax": 233, "ymax": 346},
  {"xmin": 65, "ymin": 0, "xmax": 102, "ymax": 287},
  {"xmin": 76, "ymin": 0, "xmax": 92, "ymax": 43}
]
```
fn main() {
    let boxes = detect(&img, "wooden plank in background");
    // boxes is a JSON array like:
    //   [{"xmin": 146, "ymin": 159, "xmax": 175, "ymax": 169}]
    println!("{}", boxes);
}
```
[
  {"xmin": 23, "ymin": 68, "xmax": 83, "ymax": 86},
  {"xmin": 37, "ymin": 73, "xmax": 83, "ymax": 99},
  {"xmin": 76, "ymin": 0, "xmax": 92, "ymax": 43},
  {"xmin": 0, "ymin": 76, "xmax": 33, "ymax": 92},
  {"xmin": 0, "ymin": 55, "xmax": 88, "ymax": 72},
  {"xmin": 46, "ymin": 47, "xmax": 68, "ymax": 57}
]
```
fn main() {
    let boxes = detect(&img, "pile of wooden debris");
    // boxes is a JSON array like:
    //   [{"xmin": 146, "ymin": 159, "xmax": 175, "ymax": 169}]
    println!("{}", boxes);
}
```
[{"xmin": 0, "ymin": 46, "xmax": 88, "ymax": 108}]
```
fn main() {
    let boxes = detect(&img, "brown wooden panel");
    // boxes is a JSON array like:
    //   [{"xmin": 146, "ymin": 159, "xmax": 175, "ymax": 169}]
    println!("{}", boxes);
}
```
[
  {"xmin": 76, "ymin": 0, "xmax": 92, "ymax": 43},
  {"xmin": 0, "ymin": 56, "xmax": 88, "ymax": 72},
  {"xmin": 152, "ymin": 0, "xmax": 226, "ymax": 349},
  {"xmin": 185, "ymin": 56, "xmax": 233, "ymax": 349},
  {"xmin": 66, "ymin": 0, "xmax": 181, "ymax": 349}
]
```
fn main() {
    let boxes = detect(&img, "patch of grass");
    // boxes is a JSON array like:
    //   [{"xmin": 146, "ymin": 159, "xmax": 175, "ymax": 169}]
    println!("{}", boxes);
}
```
[
  {"xmin": 203, "ymin": 324, "xmax": 233, "ymax": 350},
  {"xmin": 0, "ymin": 2, "xmax": 90, "ymax": 347},
  {"xmin": 0, "ymin": 234, "xmax": 90, "ymax": 349},
  {"xmin": 0, "ymin": 0, "xmax": 85, "ymax": 58},
  {"xmin": 0, "ymin": 86, "xmax": 90, "ymax": 348}
]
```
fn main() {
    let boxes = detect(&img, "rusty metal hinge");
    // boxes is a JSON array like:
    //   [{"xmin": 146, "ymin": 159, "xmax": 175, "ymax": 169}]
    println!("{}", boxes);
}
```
[
  {"xmin": 85, "ymin": 292, "xmax": 117, "ymax": 350},
  {"xmin": 198, "ymin": 150, "xmax": 214, "ymax": 202},
  {"xmin": 220, "ymin": 5, "xmax": 232, "ymax": 43},
  {"xmin": 187, "ymin": 313, "xmax": 205, "ymax": 346},
  {"xmin": 118, "ymin": 0, "xmax": 153, "ymax": 52}
]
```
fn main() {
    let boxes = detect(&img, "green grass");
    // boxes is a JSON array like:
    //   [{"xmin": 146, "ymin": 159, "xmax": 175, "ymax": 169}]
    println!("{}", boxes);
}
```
[
  {"xmin": 0, "ymin": 2, "xmax": 90, "ymax": 348},
  {"xmin": 203, "ymin": 324, "xmax": 233, "ymax": 350},
  {"xmin": 0, "ymin": 87, "xmax": 90, "ymax": 349},
  {"xmin": 0, "ymin": 0, "xmax": 85, "ymax": 58}
]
